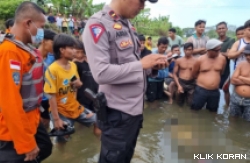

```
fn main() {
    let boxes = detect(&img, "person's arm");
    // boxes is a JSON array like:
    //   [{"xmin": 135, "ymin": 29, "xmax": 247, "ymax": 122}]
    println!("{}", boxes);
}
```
[
  {"xmin": 0, "ymin": 50, "xmax": 37, "ymax": 154},
  {"xmin": 238, "ymin": 76, "xmax": 250, "ymax": 85},
  {"xmin": 192, "ymin": 58, "xmax": 200, "ymax": 79},
  {"xmin": 231, "ymin": 64, "xmax": 245, "ymax": 85},
  {"xmin": 221, "ymin": 56, "xmax": 227, "ymax": 75},
  {"xmin": 173, "ymin": 60, "xmax": 181, "ymax": 87},
  {"xmin": 186, "ymin": 37, "xmax": 206, "ymax": 55},
  {"xmin": 228, "ymin": 41, "xmax": 244, "ymax": 59},
  {"xmin": 44, "ymin": 68, "xmax": 64, "ymax": 129},
  {"xmin": 83, "ymin": 20, "xmax": 144, "ymax": 85}
]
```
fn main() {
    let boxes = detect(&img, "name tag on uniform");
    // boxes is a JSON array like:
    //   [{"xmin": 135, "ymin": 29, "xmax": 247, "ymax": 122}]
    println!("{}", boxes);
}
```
[{"xmin": 116, "ymin": 31, "xmax": 128, "ymax": 38}]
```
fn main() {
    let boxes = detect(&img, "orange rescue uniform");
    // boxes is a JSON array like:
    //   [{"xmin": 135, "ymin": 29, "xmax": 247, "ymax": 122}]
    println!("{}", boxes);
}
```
[{"xmin": 0, "ymin": 40, "xmax": 40, "ymax": 155}]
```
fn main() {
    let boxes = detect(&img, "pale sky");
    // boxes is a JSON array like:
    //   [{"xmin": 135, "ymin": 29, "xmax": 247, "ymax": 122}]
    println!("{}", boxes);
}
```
[{"xmin": 93, "ymin": 0, "xmax": 249, "ymax": 28}]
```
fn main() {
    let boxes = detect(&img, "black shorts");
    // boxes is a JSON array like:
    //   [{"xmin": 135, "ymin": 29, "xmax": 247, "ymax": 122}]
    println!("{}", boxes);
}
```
[
  {"xmin": 191, "ymin": 85, "xmax": 220, "ymax": 112},
  {"xmin": 41, "ymin": 100, "xmax": 50, "ymax": 120}
]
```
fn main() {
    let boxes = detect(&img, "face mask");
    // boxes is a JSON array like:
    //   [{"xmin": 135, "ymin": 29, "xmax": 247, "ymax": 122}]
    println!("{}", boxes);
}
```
[{"xmin": 29, "ymin": 22, "xmax": 44, "ymax": 44}]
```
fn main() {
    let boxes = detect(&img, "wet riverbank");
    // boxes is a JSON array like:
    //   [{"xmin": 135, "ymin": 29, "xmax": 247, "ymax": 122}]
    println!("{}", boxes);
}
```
[{"xmin": 44, "ymin": 94, "xmax": 250, "ymax": 163}]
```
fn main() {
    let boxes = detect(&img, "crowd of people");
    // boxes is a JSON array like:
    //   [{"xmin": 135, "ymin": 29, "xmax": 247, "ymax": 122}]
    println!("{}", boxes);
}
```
[
  {"xmin": 46, "ymin": 12, "xmax": 86, "ymax": 36},
  {"xmin": 139, "ymin": 19, "xmax": 250, "ymax": 118},
  {"xmin": 0, "ymin": 0, "xmax": 250, "ymax": 163}
]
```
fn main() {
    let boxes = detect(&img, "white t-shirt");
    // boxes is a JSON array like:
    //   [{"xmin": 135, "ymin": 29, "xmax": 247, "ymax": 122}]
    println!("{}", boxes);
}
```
[
  {"xmin": 56, "ymin": 17, "xmax": 63, "ymax": 27},
  {"xmin": 68, "ymin": 18, "xmax": 74, "ymax": 27}
]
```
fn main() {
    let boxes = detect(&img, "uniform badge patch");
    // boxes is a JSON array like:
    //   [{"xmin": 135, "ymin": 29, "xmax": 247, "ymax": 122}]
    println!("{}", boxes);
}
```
[
  {"xmin": 120, "ymin": 40, "xmax": 133, "ymax": 48},
  {"xmin": 113, "ymin": 23, "xmax": 122, "ymax": 30},
  {"xmin": 10, "ymin": 60, "xmax": 21, "ymax": 70},
  {"xmin": 12, "ymin": 72, "xmax": 20, "ymax": 85},
  {"xmin": 89, "ymin": 24, "xmax": 105, "ymax": 43}
]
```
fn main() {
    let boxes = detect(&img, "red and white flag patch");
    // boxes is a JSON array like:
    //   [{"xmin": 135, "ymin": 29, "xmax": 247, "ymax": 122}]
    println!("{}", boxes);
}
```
[
  {"xmin": 10, "ymin": 60, "xmax": 21, "ymax": 70},
  {"xmin": 89, "ymin": 24, "xmax": 105, "ymax": 43}
]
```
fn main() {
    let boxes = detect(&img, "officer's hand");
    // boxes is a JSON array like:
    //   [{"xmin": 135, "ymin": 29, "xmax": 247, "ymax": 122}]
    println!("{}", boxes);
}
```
[
  {"xmin": 141, "ymin": 54, "xmax": 167, "ymax": 70},
  {"xmin": 70, "ymin": 78, "xmax": 82, "ymax": 89},
  {"xmin": 54, "ymin": 118, "xmax": 65, "ymax": 130},
  {"xmin": 24, "ymin": 146, "xmax": 40, "ymax": 162}
]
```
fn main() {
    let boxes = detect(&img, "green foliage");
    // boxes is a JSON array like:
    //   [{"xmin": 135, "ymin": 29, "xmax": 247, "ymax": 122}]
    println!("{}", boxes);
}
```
[
  {"xmin": 40, "ymin": 0, "xmax": 104, "ymax": 18},
  {"xmin": 131, "ymin": 8, "xmax": 183, "ymax": 37},
  {"xmin": 206, "ymin": 30, "xmax": 217, "ymax": 38},
  {"xmin": 0, "ymin": 0, "xmax": 23, "ymax": 20}
]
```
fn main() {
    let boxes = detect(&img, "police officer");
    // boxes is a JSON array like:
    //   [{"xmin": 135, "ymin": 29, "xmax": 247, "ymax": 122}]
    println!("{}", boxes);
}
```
[{"xmin": 83, "ymin": 0, "xmax": 167, "ymax": 162}]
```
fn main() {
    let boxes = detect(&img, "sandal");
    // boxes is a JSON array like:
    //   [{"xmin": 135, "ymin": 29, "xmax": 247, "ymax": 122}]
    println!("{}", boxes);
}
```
[{"xmin": 49, "ymin": 125, "xmax": 75, "ymax": 137}]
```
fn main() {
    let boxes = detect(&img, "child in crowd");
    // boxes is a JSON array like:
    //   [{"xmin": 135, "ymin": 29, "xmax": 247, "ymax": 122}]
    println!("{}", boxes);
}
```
[
  {"xmin": 73, "ymin": 39, "xmax": 99, "ymax": 112},
  {"xmin": 38, "ymin": 29, "xmax": 57, "ymax": 128},
  {"xmin": 44, "ymin": 34, "xmax": 99, "ymax": 140}
]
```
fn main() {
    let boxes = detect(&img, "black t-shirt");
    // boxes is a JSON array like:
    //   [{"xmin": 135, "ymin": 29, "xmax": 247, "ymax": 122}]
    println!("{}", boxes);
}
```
[
  {"xmin": 141, "ymin": 47, "xmax": 151, "ymax": 58},
  {"xmin": 74, "ymin": 61, "xmax": 98, "ymax": 110},
  {"xmin": 220, "ymin": 37, "xmax": 235, "ymax": 79}
]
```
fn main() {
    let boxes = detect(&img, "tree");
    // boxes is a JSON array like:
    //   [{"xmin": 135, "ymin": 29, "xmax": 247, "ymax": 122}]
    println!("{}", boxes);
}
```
[
  {"xmin": 41, "ymin": 0, "xmax": 104, "ymax": 18},
  {"xmin": 0, "ymin": 0, "xmax": 23, "ymax": 20}
]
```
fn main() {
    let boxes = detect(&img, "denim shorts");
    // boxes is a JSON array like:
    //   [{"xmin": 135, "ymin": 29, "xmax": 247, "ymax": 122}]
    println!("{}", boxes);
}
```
[
  {"xmin": 191, "ymin": 85, "xmax": 220, "ymax": 112},
  {"xmin": 51, "ymin": 108, "xmax": 96, "ymax": 128},
  {"xmin": 229, "ymin": 92, "xmax": 250, "ymax": 121}
]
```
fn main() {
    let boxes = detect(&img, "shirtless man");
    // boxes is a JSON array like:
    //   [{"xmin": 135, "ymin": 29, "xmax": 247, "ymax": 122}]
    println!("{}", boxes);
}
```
[
  {"xmin": 191, "ymin": 39, "xmax": 226, "ymax": 112},
  {"xmin": 230, "ymin": 44, "xmax": 250, "ymax": 121},
  {"xmin": 173, "ymin": 42, "xmax": 196, "ymax": 106}
]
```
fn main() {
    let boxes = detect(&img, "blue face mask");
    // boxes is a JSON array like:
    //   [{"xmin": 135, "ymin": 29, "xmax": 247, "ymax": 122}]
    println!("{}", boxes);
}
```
[{"xmin": 29, "ymin": 22, "xmax": 44, "ymax": 44}]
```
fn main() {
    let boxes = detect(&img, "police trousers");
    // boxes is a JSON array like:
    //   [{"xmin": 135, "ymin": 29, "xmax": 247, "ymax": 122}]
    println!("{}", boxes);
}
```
[
  {"xmin": 98, "ymin": 108, "xmax": 143, "ymax": 163},
  {"xmin": 0, "ymin": 123, "xmax": 52, "ymax": 163}
]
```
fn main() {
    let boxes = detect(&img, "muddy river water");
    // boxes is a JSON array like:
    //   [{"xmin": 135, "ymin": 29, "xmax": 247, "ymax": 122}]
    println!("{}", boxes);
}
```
[{"xmin": 45, "ymin": 91, "xmax": 250, "ymax": 163}]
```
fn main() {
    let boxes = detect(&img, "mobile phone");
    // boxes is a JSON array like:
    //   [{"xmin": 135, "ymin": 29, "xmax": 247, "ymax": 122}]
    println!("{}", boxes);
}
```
[{"xmin": 71, "ymin": 76, "xmax": 77, "ymax": 82}]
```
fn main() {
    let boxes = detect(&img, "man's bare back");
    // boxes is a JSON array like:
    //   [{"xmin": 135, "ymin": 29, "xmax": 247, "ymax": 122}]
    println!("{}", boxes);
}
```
[
  {"xmin": 231, "ymin": 61, "xmax": 250, "ymax": 98},
  {"xmin": 176, "ymin": 57, "xmax": 196, "ymax": 80},
  {"xmin": 193, "ymin": 54, "xmax": 226, "ymax": 90}
]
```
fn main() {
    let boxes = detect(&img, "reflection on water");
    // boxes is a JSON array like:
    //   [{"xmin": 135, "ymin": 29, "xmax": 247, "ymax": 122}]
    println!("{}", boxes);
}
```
[{"xmin": 44, "ymin": 94, "xmax": 250, "ymax": 163}]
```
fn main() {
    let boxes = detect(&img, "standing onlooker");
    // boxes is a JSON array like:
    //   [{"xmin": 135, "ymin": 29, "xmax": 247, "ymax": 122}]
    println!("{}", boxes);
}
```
[
  {"xmin": 191, "ymin": 39, "xmax": 226, "ymax": 112},
  {"xmin": 44, "ymin": 34, "xmax": 99, "ymax": 140},
  {"xmin": 147, "ymin": 37, "xmax": 169, "ymax": 102},
  {"xmin": 186, "ymin": 20, "xmax": 209, "ymax": 57},
  {"xmin": 68, "ymin": 14, "xmax": 75, "ymax": 34},
  {"xmin": 0, "ymin": 2, "xmax": 52, "ymax": 162},
  {"xmin": 235, "ymin": 26, "xmax": 245, "ymax": 40},
  {"xmin": 228, "ymin": 20, "xmax": 250, "ymax": 96},
  {"xmin": 73, "ymin": 39, "xmax": 99, "ymax": 112},
  {"xmin": 38, "ymin": 29, "xmax": 57, "ymax": 129},
  {"xmin": 173, "ymin": 43, "xmax": 196, "ymax": 107},
  {"xmin": 138, "ymin": 34, "xmax": 152, "ymax": 58},
  {"xmin": 5, "ymin": 18, "xmax": 14, "ymax": 34},
  {"xmin": 228, "ymin": 20, "xmax": 250, "ymax": 69},
  {"xmin": 230, "ymin": 44, "xmax": 250, "ymax": 121},
  {"xmin": 145, "ymin": 36, "xmax": 153, "ymax": 51},
  {"xmin": 164, "ymin": 44, "xmax": 181, "ymax": 104},
  {"xmin": 47, "ymin": 13, "xmax": 56, "ymax": 24},
  {"xmin": 62, "ymin": 15, "xmax": 68, "ymax": 33},
  {"xmin": 216, "ymin": 21, "xmax": 235, "ymax": 108},
  {"xmin": 56, "ymin": 13, "xmax": 63, "ymax": 32},
  {"xmin": 168, "ymin": 28, "xmax": 184, "ymax": 48}
]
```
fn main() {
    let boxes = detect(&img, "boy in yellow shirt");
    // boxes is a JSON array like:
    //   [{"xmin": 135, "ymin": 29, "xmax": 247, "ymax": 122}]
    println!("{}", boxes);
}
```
[{"xmin": 44, "ymin": 34, "xmax": 98, "ymax": 140}]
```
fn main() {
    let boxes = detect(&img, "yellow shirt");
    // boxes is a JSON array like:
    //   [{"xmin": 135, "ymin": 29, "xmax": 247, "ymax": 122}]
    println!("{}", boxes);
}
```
[
  {"xmin": 44, "ymin": 61, "xmax": 84, "ymax": 119},
  {"xmin": 145, "ymin": 41, "xmax": 152, "ymax": 51}
]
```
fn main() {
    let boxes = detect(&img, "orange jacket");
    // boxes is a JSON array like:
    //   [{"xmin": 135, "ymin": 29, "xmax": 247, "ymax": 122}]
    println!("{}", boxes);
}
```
[{"xmin": 0, "ymin": 40, "xmax": 40, "ymax": 155}]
